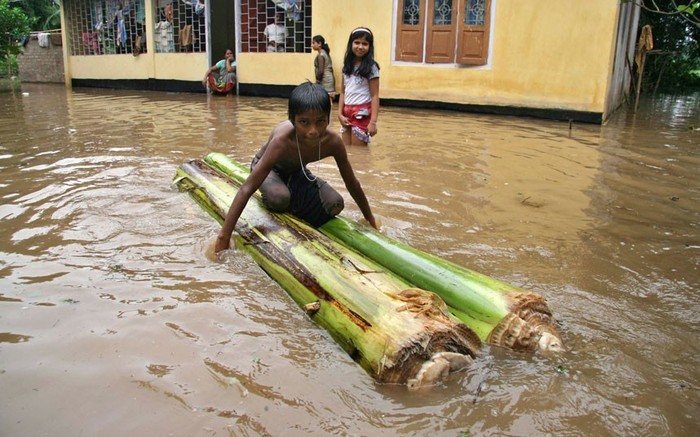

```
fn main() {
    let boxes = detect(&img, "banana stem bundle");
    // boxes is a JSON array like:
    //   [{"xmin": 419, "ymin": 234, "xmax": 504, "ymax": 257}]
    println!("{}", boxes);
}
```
[
  {"xmin": 174, "ymin": 159, "xmax": 481, "ymax": 387},
  {"xmin": 202, "ymin": 153, "xmax": 563, "ymax": 353}
]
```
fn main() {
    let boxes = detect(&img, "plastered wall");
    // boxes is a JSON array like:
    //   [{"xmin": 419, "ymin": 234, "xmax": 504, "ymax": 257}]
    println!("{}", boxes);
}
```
[{"xmin": 240, "ymin": 0, "xmax": 620, "ymax": 115}]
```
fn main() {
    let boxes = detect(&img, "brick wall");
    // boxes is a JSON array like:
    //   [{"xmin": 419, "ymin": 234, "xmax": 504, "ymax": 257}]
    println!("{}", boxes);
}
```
[{"xmin": 18, "ymin": 31, "xmax": 65, "ymax": 83}]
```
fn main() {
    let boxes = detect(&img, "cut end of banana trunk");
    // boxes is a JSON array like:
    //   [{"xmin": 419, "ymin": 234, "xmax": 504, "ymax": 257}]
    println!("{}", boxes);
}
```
[
  {"xmin": 488, "ymin": 312, "xmax": 564, "ymax": 353},
  {"xmin": 376, "ymin": 288, "xmax": 482, "ymax": 385},
  {"xmin": 406, "ymin": 352, "xmax": 474, "ymax": 390}
]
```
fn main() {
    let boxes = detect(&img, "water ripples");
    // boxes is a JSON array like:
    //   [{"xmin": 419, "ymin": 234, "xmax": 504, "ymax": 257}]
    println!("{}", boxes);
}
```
[{"xmin": 0, "ymin": 85, "xmax": 698, "ymax": 436}]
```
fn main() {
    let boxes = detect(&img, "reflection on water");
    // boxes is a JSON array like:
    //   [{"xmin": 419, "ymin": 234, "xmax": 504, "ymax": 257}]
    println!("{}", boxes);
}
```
[{"xmin": 0, "ymin": 84, "xmax": 698, "ymax": 436}]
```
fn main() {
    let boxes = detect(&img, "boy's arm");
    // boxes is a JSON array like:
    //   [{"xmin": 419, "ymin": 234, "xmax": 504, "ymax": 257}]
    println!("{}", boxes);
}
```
[
  {"xmin": 214, "ymin": 146, "xmax": 279, "ymax": 252},
  {"xmin": 214, "ymin": 177, "xmax": 255, "ymax": 252},
  {"xmin": 332, "ymin": 141, "xmax": 377, "ymax": 229}
]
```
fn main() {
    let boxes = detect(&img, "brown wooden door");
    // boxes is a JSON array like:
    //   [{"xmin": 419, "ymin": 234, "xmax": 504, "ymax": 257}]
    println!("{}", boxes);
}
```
[
  {"xmin": 396, "ymin": 0, "xmax": 426, "ymax": 62},
  {"xmin": 456, "ymin": 0, "xmax": 491, "ymax": 65},
  {"xmin": 426, "ymin": 0, "xmax": 456, "ymax": 63}
]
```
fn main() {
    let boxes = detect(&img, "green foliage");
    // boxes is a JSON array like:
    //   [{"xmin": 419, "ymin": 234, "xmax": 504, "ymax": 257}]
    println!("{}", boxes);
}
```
[
  {"xmin": 0, "ymin": 53, "xmax": 19, "ymax": 76},
  {"xmin": 12, "ymin": 0, "xmax": 60, "ymax": 31},
  {"xmin": 639, "ymin": 0, "xmax": 700, "ymax": 90},
  {"xmin": 676, "ymin": 1, "xmax": 699, "ymax": 15},
  {"xmin": 622, "ymin": 0, "xmax": 700, "ymax": 27},
  {"xmin": 1, "ymin": 0, "xmax": 33, "ymax": 77},
  {"xmin": 43, "ymin": 0, "xmax": 60, "ymax": 30}
]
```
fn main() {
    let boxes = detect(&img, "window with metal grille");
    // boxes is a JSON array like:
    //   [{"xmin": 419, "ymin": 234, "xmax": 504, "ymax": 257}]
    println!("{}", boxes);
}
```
[
  {"xmin": 63, "ymin": 0, "xmax": 207, "ymax": 56},
  {"xmin": 65, "ymin": 0, "xmax": 148, "ymax": 55},
  {"xmin": 153, "ymin": 0, "xmax": 206, "ymax": 53},
  {"xmin": 240, "ymin": 0, "xmax": 312, "ymax": 53}
]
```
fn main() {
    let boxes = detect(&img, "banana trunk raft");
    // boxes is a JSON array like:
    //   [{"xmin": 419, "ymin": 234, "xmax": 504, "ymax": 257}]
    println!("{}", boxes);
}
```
[
  {"xmin": 174, "ymin": 159, "xmax": 481, "ymax": 388},
  {"xmin": 173, "ymin": 155, "xmax": 563, "ymax": 387},
  {"xmin": 202, "ymin": 153, "xmax": 563, "ymax": 351}
]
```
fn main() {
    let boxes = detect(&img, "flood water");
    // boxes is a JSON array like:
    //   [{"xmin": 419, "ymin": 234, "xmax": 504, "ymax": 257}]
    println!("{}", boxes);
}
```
[{"xmin": 0, "ymin": 84, "xmax": 698, "ymax": 436}]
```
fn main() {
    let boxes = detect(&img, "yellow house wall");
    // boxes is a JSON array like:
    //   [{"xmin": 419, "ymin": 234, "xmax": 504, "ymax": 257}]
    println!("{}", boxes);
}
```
[
  {"xmin": 68, "ymin": 53, "xmax": 206, "ymax": 81},
  {"xmin": 69, "ymin": 55, "xmax": 150, "ymax": 80},
  {"xmin": 240, "ymin": 0, "xmax": 619, "ymax": 114},
  {"xmin": 236, "ymin": 53, "xmax": 316, "ymax": 85},
  {"xmin": 152, "ymin": 53, "xmax": 209, "ymax": 80}
]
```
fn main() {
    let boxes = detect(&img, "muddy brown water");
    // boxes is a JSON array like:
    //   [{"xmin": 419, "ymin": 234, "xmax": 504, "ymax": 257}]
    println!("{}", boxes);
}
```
[{"xmin": 0, "ymin": 84, "xmax": 698, "ymax": 436}]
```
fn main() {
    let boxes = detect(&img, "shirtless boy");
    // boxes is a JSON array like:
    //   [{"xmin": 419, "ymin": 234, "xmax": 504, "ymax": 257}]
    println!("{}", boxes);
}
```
[{"xmin": 215, "ymin": 82, "xmax": 377, "ymax": 252}]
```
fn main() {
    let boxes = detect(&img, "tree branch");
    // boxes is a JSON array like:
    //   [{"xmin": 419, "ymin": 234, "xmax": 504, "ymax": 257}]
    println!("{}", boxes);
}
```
[{"xmin": 625, "ymin": 0, "xmax": 700, "ymax": 28}]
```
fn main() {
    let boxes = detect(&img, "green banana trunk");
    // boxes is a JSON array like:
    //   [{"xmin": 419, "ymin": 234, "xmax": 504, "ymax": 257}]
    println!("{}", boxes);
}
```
[
  {"xmin": 202, "ymin": 152, "xmax": 563, "ymax": 353},
  {"xmin": 174, "ymin": 159, "xmax": 481, "ymax": 386}
]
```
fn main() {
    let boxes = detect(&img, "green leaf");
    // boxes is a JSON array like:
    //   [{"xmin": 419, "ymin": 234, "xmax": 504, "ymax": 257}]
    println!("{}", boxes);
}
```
[{"xmin": 677, "ymin": 3, "xmax": 699, "ymax": 14}]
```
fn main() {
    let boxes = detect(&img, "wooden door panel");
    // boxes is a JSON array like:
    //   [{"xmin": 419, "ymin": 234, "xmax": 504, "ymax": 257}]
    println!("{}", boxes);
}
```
[
  {"xmin": 426, "ymin": 0, "xmax": 456, "ymax": 63},
  {"xmin": 397, "ymin": 29, "xmax": 424, "ymax": 62},
  {"xmin": 396, "ymin": 0, "xmax": 425, "ymax": 62},
  {"xmin": 457, "ymin": 29, "xmax": 486, "ymax": 64},
  {"xmin": 427, "ymin": 29, "xmax": 455, "ymax": 62},
  {"xmin": 456, "ymin": 0, "xmax": 491, "ymax": 65}
]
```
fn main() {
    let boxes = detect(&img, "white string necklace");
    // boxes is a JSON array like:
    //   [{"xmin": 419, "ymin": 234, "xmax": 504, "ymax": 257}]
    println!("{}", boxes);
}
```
[{"xmin": 296, "ymin": 132, "xmax": 321, "ymax": 182}]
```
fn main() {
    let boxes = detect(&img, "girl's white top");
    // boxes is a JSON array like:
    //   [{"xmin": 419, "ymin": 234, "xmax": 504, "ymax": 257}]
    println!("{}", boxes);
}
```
[{"xmin": 343, "ymin": 64, "xmax": 380, "ymax": 106}]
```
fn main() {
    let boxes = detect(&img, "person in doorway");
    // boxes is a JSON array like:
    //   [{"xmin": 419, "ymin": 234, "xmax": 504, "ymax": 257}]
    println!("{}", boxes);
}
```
[
  {"xmin": 338, "ymin": 27, "xmax": 380, "ymax": 146},
  {"xmin": 312, "ymin": 35, "xmax": 336, "ymax": 99},
  {"xmin": 202, "ymin": 48, "xmax": 237, "ymax": 93},
  {"xmin": 214, "ymin": 82, "xmax": 377, "ymax": 253},
  {"xmin": 264, "ymin": 12, "xmax": 287, "ymax": 53}
]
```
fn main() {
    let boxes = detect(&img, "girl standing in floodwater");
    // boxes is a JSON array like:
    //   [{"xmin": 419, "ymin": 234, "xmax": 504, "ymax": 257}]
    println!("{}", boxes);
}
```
[
  {"xmin": 338, "ymin": 27, "xmax": 380, "ymax": 146},
  {"xmin": 312, "ymin": 35, "xmax": 336, "ymax": 99}
]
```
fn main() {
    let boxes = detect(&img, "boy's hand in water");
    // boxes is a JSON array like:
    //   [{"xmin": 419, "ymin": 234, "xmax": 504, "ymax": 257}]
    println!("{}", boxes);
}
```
[
  {"xmin": 360, "ymin": 216, "xmax": 380, "ymax": 230},
  {"xmin": 213, "ymin": 233, "xmax": 231, "ymax": 254},
  {"xmin": 207, "ymin": 233, "xmax": 238, "ymax": 262},
  {"xmin": 205, "ymin": 239, "xmax": 221, "ymax": 262}
]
